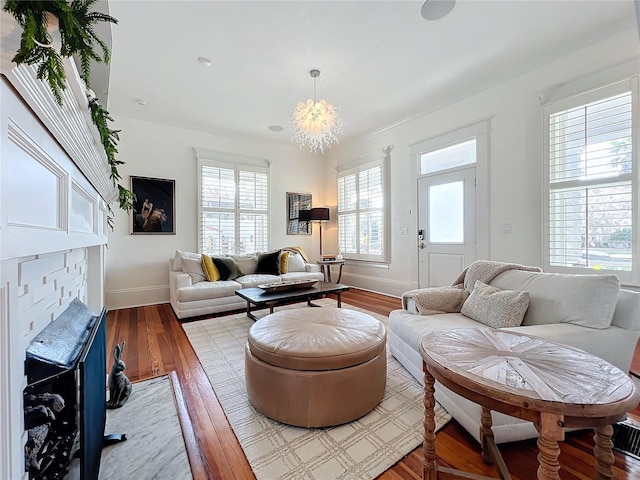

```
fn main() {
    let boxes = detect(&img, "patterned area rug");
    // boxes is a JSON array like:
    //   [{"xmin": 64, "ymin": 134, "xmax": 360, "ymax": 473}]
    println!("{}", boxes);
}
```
[{"xmin": 183, "ymin": 300, "xmax": 451, "ymax": 480}]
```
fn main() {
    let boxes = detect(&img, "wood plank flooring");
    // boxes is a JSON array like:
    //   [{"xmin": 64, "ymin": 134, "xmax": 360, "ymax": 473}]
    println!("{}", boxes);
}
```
[{"xmin": 106, "ymin": 289, "xmax": 640, "ymax": 480}]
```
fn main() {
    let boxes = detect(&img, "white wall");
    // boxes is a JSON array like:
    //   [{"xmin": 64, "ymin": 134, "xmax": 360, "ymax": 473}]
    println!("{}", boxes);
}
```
[
  {"xmin": 105, "ymin": 29, "xmax": 639, "ymax": 308},
  {"xmin": 325, "ymin": 29, "xmax": 640, "ymax": 297},
  {"xmin": 105, "ymin": 117, "xmax": 329, "ymax": 309}
]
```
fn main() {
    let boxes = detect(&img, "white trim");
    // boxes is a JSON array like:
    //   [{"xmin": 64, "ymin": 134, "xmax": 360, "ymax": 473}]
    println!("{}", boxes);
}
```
[{"xmin": 194, "ymin": 147, "xmax": 270, "ymax": 169}]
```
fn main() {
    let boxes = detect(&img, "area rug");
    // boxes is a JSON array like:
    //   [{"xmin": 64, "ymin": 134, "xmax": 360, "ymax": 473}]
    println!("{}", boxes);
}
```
[
  {"xmin": 182, "ymin": 300, "xmax": 451, "ymax": 480},
  {"xmin": 67, "ymin": 375, "xmax": 192, "ymax": 479}
]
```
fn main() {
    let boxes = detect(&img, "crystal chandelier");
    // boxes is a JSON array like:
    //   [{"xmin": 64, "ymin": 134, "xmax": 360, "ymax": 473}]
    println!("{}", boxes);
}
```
[{"xmin": 290, "ymin": 69, "xmax": 345, "ymax": 154}]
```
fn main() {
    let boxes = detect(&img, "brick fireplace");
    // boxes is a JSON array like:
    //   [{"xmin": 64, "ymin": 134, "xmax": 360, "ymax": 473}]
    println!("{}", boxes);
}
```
[{"xmin": 1, "ymin": 11, "xmax": 117, "ymax": 478}]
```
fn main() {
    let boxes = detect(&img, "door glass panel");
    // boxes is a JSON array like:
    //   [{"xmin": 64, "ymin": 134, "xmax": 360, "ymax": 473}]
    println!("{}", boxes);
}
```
[
  {"xmin": 420, "ymin": 138, "xmax": 476, "ymax": 174},
  {"xmin": 429, "ymin": 181, "xmax": 464, "ymax": 243}
]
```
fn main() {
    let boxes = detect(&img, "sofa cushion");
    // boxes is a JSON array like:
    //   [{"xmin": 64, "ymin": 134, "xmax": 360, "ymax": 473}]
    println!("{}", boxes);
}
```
[
  {"xmin": 182, "ymin": 257, "xmax": 207, "ymax": 283},
  {"xmin": 256, "ymin": 250, "xmax": 281, "ymax": 274},
  {"xmin": 287, "ymin": 252, "xmax": 306, "ymax": 272},
  {"xmin": 176, "ymin": 280, "xmax": 241, "ymax": 302},
  {"xmin": 201, "ymin": 255, "xmax": 220, "ymax": 282},
  {"xmin": 461, "ymin": 281, "xmax": 529, "ymax": 328},
  {"xmin": 490, "ymin": 270, "xmax": 619, "ymax": 329},
  {"xmin": 231, "ymin": 254, "xmax": 258, "ymax": 275},
  {"xmin": 236, "ymin": 274, "xmax": 281, "ymax": 288},
  {"xmin": 212, "ymin": 256, "xmax": 243, "ymax": 280}
]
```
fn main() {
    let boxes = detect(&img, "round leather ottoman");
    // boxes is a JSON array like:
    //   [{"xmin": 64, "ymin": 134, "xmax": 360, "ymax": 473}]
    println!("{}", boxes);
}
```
[{"xmin": 245, "ymin": 307, "xmax": 387, "ymax": 427}]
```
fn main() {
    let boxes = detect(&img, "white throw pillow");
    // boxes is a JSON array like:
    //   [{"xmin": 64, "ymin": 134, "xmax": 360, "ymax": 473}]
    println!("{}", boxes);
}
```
[
  {"xmin": 173, "ymin": 250, "xmax": 201, "ymax": 272},
  {"xmin": 461, "ymin": 281, "xmax": 529, "ymax": 328},
  {"xmin": 287, "ymin": 252, "xmax": 306, "ymax": 272},
  {"xmin": 182, "ymin": 256, "xmax": 207, "ymax": 283}
]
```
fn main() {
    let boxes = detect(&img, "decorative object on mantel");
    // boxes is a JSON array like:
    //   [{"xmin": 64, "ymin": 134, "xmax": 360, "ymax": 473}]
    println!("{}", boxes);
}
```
[
  {"xmin": 2, "ymin": 0, "xmax": 135, "ymax": 226},
  {"xmin": 107, "ymin": 342, "xmax": 132, "ymax": 409},
  {"xmin": 290, "ymin": 69, "xmax": 345, "ymax": 154}
]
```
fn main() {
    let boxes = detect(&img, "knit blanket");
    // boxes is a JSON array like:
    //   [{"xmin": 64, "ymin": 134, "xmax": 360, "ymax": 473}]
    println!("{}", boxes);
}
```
[{"xmin": 402, "ymin": 260, "xmax": 542, "ymax": 315}]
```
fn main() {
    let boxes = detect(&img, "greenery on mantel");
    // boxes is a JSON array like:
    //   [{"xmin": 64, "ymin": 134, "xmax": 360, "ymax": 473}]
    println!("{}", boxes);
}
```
[{"xmin": 3, "ymin": 0, "xmax": 135, "ymax": 227}]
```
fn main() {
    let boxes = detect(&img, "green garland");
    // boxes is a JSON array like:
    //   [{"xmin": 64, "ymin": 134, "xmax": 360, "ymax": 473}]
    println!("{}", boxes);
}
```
[{"xmin": 3, "ymin": 0, "xmax": 135, "ymax": 227}]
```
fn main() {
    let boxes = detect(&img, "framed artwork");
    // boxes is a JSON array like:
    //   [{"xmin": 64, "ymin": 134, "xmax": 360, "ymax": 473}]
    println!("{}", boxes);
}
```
[
  {"xmin": 131, "ymin": 176, "xmax": 175, "ymax": 234},
  {"xmin": 287, "ymin": 192, "xmax": 312, "ymax": 235}
]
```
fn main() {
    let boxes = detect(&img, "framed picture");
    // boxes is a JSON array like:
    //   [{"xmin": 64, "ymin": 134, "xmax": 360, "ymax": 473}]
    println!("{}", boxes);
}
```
[
  {"xmin": 287, "ymin": 192, "xmax": 312, "ymax": 235},
  {"xmin": 131, "ymin": 176, "xmax": 175, "ymax": 234}
]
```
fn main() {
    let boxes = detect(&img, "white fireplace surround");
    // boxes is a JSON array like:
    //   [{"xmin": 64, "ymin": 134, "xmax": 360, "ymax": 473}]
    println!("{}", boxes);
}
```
[{"xmin": 1, "ymin": 11, "xmax": 117, "ymax": 479}]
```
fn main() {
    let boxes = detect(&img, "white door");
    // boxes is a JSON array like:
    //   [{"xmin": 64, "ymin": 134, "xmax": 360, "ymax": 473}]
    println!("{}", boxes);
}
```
[{"xmin": 418, "ymin": 166, "xmax": 477, "ymax": 287}]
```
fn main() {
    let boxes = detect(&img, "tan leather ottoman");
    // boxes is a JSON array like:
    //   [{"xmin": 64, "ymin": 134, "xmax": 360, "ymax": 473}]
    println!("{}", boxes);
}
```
[{"xmin": 245, "ymin": 307, "xmax": 387, "ymax": 427}]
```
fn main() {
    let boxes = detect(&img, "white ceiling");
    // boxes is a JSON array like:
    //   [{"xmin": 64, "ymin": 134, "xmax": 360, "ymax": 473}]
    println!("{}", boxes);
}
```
[{"xmin": 103, "ymin": 0, "xmax": 640, "ymax": 147}]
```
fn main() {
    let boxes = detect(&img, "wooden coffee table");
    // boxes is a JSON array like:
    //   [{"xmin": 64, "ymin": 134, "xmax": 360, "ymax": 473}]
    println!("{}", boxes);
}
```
[
  {"xmin": 419, "ymin": 328, "xmax": 640, "ymax": 480},
  {"xmin": 235, "ymin": 281, "xmax": 350, "ymax": 321}
]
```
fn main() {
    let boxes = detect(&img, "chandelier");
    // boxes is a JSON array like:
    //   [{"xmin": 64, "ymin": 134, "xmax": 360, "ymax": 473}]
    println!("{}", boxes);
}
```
[{"xmin": 290, "ymin": 69, "xmax": 345, "ymax": 154}]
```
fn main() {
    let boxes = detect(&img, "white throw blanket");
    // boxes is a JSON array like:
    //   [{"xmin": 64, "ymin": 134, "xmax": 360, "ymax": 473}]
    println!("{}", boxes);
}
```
[{"xmin": 402, "ymin": 260, "xmax": 542, "ymax": 314}]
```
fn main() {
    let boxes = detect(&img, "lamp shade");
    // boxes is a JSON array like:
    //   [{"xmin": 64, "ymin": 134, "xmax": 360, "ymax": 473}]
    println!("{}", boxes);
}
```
[
  {"xmin": 298, "ymin": 209, "xmax": 311, "ymax": 221},
  {"xmin": 310, "ymin": 207, "xmax": 330, "ymax": 222}
]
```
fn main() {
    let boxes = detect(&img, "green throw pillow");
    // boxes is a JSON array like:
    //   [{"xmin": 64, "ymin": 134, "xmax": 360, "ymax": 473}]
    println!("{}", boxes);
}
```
[
  {"xmin": 212, "ymin": 256, "xmax": 243, "ymax": 280},
  {"xmin": 256, "ymin": 250, "xmax": 281, "ymax": 275}
]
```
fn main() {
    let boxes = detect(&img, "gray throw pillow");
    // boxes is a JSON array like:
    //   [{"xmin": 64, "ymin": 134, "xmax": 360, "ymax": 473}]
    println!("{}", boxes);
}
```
[
  {"xmin": 461, "ymin": 280, "xmax": 529, "ymax": 328},
  {"xmin": 212, "ymin": 256, "xmax": 243, "ymax": 280}
]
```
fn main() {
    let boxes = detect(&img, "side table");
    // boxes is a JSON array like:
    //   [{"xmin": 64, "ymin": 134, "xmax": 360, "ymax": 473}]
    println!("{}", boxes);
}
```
[
  {"xmin": 420, "ymin": 327, "xmax": 639, "ymax": 480},
  {"xmin": 317, "ymin": 259, "xmax": 345, "ymax": 283}
]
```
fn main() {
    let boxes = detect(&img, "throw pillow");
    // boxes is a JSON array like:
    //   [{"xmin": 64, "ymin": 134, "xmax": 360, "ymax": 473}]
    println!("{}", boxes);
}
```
[
  {"xmin": 279, "ymin": 251, "xmax": 290, "ymax": 273},
  {"xmin": 461, "ymin": 280, "xmax": 529, "ymax": 328},
  {"xmin": 212, "ymin": 256, "xmax": 243, "ymax": 281},
  {"xmin": 286, "ymin": 252, "xmax": 306, "ymax": 272},
  {"xmin": 182, "ymin": 256, "xmax": 207, "ymax": 283},
  {"xmin": 256, "ymin": 250, "xmax": 281, "ymax": 275},
  {"xmin": 201, "ymin": 254, "xmax": 220, "ymax": 282},
  {"xmin": 404, "ymin": 285, "xmax": 469, "ymax": 315},
  {"xmin": 172, "ymin": 250, "xmax": 200, "ymax": 271}
]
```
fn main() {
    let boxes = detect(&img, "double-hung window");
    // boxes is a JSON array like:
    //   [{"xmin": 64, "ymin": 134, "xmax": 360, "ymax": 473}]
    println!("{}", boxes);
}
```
[
  {"xmin": 197, "ymin": 150, "xmax": 269, "ymax": 255},
  {"xmin": 543, "ymin": 77, "xmax": 639, "ymax": 284},
  {"xmin": 337, "ymin": 156, "xmax": 388, "ymax": 262}
]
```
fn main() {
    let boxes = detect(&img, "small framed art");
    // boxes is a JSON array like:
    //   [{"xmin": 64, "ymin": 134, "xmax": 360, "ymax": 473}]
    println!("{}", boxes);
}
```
[
  {"xmin": 131, "ymin": 176, "xmax": 175, "ymax": 234},
  {"xmin": 286, "ymin": 192, "xmax": 312, "ymax": 235}
]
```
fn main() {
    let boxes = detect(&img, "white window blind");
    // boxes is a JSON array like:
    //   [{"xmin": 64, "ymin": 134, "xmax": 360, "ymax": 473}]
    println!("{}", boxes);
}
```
[
  {"xmin": 198, "ymin": 157, "xmax": 269, "ymax": 256},
  {"xmin": 337, "ymin": 158, "xmax": 387, "ymax": 262},
  {"xmin": 544, "ymin": 78, "xmax": 638, "ymax": 283}
]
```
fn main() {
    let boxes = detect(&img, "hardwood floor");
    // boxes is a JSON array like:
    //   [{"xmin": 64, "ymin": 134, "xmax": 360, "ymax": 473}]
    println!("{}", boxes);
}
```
[{"xmin": 106, "ymin": 289, "xmax": 640, "ymax": 480}]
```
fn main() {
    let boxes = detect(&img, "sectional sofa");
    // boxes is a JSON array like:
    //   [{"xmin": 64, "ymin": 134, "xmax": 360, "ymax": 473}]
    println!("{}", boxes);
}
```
[
  {"xmin": 169, "ymin": 248, "xmax": 324, "ymax": 319},
  {"xmin": 389, "ymin": 261, "xmax": 640, "ymax": 444}
]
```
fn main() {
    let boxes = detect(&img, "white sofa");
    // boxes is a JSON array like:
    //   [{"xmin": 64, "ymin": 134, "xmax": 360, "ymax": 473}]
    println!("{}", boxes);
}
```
[
  {"xmin": 169, "ymin": 249, "xmax": 324, "ymax": 320},
  {"xmin": 389, "ymin": 266, "xmax": 640, "ymax": 444}
]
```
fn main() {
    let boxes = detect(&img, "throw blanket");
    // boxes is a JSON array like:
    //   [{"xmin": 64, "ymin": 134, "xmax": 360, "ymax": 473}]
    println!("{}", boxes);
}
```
[{"xmin": 402, "ymin": 260, "xmax": 542, "ymax": 314}]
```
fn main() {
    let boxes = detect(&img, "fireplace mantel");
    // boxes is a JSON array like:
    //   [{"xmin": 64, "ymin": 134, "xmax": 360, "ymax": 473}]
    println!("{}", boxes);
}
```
[{"xmin": 1, "ymin": 10, "xmax": 116, "ymax": 480}]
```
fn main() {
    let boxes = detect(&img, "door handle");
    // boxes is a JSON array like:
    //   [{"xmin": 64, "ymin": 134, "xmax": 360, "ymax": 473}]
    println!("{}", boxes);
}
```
[{"xmin": 419, "ymin": 242, "xmax": 425, "ymax": 249}]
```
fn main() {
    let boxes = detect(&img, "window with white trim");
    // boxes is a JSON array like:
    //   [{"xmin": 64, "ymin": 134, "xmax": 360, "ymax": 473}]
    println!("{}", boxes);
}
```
[
  {"xmin": 543, "ymin": 77, "xmax": 638, "ymax": 284},
  {"xmin": 197, "ymin": 152, "xmax": 269, "ymax": 256},
  {"xmin": 337, "ymin": 156, "xmax": 388, "ymax": 262}
]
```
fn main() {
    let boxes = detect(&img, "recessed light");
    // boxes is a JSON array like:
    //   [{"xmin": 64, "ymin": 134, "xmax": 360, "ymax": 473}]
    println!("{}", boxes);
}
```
[
  {"xmin": 135, "ymin": 98, "xmax": 147, "ymax": 106},
  {"xmin": 197, "ymin": 56, "xmax": 212, "ymax": 66},
  {"xmin": 268, "ymin": 125, "xmax": 284, "ymax": 132}
]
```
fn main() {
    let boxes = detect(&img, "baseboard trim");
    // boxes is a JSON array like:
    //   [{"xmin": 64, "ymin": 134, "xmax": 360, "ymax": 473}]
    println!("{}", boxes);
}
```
[
  {"xmin": 105, "ymin": 285, "xmax": 169, "ymax": 311},
  {"xmin": 340, "ymin": 272, "xmax": 413, "ymax": 298}
]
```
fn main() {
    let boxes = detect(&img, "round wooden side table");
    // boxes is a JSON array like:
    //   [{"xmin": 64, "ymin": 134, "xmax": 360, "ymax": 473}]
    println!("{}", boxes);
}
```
[{"xmin": 420, "ymin": 328, "xmax": 639, "ymax": 480}]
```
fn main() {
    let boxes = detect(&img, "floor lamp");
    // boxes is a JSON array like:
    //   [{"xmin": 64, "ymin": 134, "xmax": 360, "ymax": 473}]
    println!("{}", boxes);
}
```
[{"xmin": 300, "ymin": 207, "xmax": 330, "ymax": 257}]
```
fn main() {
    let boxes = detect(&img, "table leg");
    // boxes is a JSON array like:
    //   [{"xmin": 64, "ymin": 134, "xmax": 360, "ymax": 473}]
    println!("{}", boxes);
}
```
[
  {"xmin": 593, "ymin": 425, "xmax": 615, "ymax": 480},
  {"xmin": 327, "ymin": 265, "xmax": 333, "ymax": 283},
  {"xmin": 536, "ymin": 413, "xmax": 563, "ymax": 480},
  {"xmin": 480, "ymin": 407, "xmax": 494, "ymax": 465},
  {"xmin": 336, "ymin": 263, "xmax": 344, "ymax": 283},
  {"xmin": 336, "ymin": 292, "xmax": 342, "ymax": 308},
  {"xmin": 245, "ymin": 301, "xmax": 257, "ymax": 321},
  {"xmin": 422, "ymin": 361, "xmax": 437, "ymax": 480}
]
